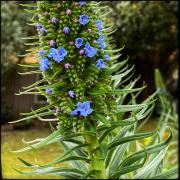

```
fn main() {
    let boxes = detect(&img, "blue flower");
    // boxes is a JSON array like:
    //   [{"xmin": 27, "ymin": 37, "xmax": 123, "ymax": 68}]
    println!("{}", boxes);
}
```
[
  {"xmin": 84, "ymin": 43, "xmax": 97, "ymax": 57},
  {"xmin": 53, "ymin": 47, "xmax": 67, "ymax": 62},
  {"xmin": 48, "ymin": 47, "xmax": 67, "ymax": 62},
  {"xmin": 68, "ymin": 90, "xmax": 75, "ymax": 98},
  {"xmin": 97, "ymin": 35, "xmax": 105, "ymax": 44},
  {"xmin": 36, "ymin": 23, "xmax": 42, "ymax": 29},
  {"xmin": 75, "ymin": 38, "xmax": 84, "ymax": 48},
  {"xmin": 40, "ymin": 26, "xmax": 47, "ymax": 33},
  {"xmin": 100, "ymin": 42, "xmax": 107, "ymax": 49},
  {"xmin": 96, "ymin": 59, "xmax": 106, "ymax": 69},
  {"xmin": 71, "ymin": 101, "xmax": 93, "ymax": 117},
  {"xmin": 104, "ymin": 54, "xmax": 110, "ymax": 60},
  {"xmin": 79, "ymin": 1, "xmax": 86, "ymax": 6},
  {"xmin": 96, "ymin": 20, "xmax": 103, "ymax": 30},
  {"xmin": 58, "ymin": 47, "xmax": 67, "ymax": 58},
  {"xmin": 79, "ymin": 14, "xmax": 89, "ymax": 25},
  {"xmin": 51, "ymin": 17, "xmax": 58, "ymax": 24},
  {"xmin": 48, "ymin": 48, "xmax": 57, "ymax": 58},
  {"xmin": 63, "ymin": 26, "xmax": 70, "ymax": 34},
  {"xmin": 46, "ymin": 88, "xmax": 53, "ymax": 94},
  {"xmin": 38, "ymin": 49, "xmax": 45, "ymax": 55},
  {"xmin": 39, "ymin": 57, "xmax": 50, "ymax": 71}
]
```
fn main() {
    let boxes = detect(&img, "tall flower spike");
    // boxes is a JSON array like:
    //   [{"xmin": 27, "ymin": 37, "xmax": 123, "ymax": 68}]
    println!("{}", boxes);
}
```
[{"xmin": 15, "ymin": 1, "xmax": 169, "ymax": 179}]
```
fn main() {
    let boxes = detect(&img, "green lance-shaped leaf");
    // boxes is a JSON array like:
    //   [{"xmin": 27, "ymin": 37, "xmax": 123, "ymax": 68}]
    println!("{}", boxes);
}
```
[
  {"xmin": 117, "ymin": 99, "xmax": 156, "ymax": 113},
  {"xmin": 14, "ymin": 166, "xmax": 85, "ymax": 178},
  {"xmin": 9, "ymin": 110, "xmax": 55, "ymax": 124},
  {"xmin": 12, "ymin": 130, "xmax": 94, "ymax": 153},
  {"xmin": 37, "ymin": 144, "xmax": 88, "ymax": 168},
  {"xmin": 107, "ymin": 131, "xmax": 156, "ymax": 149},
  {"xmin": 92, "ymin": 113, "xmax": 111, "ymax": 127},
  {"xmin": 61, "ymin": 141, "xmax": 88, "ymax": 172},
  {"xmin": 119, "ymin": 128, "xmax": 172, "ymax": 168},
  {"xmin": 89, "ymin": 85, "xmax": 147, "ymax": 96},
  {"xmin": 18, "ymin": 63, "xmax": 39, "ymax": 68},
  {"xmin": 150, "ymin": 167, "xmax": 178, "ymax": 179},
  {"xmin": 155, "ymin": 68, "xmax": 166, "ymax": 90},
  {"xmin": 105, "ymin": 126, "xmax": 132, "ymax": 167},
  {"xmin": 133, "ymin": 147, "xmax": 169, "ymax": 179}
]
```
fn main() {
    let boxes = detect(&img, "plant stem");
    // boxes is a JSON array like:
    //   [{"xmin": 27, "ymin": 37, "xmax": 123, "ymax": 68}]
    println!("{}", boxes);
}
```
[{"xmin": 84, "ymin": 133, "xmax": 106, "ymax": 179}]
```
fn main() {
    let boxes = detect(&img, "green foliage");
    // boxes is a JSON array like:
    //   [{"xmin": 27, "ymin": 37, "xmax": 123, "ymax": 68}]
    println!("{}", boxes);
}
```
[
  {"xmin": 154, "ymin": 69, "xmax": 178, "ymax": 169},
  {"xmin": 103, "ymin": 1, "xmax": 178, "ymax": 97},
  {"xmin": 11, "ymin": 1, "xmax": 178, "ymax": 179},
  {"xmin": 105, "ymin": 1, "xmax": 178, "ymax": 55}
]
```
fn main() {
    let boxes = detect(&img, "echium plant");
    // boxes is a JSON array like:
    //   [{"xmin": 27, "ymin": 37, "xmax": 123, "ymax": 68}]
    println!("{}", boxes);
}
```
[{"xmin": 11, "ymin": 1, "xmax": 178, "ymax": 179}]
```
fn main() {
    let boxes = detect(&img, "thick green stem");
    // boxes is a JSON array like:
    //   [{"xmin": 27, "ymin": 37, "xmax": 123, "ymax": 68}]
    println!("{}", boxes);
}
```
[{"xmin": 84, "ymin": 133, "xmax": 106, "ymax": 179}]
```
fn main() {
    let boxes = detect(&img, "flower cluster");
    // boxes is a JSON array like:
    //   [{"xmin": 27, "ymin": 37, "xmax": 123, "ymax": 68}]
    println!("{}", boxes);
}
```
[
  {"xmin": 48, "ymin": 47, "xmax": 67, "ymax": 62},
  {"xmin": 71, "ymin": 101, "xmax": 93, "ymax": 117},
  {"xmin": 35, "ymin": 1, "xmax": 112, "ymax": 119}
]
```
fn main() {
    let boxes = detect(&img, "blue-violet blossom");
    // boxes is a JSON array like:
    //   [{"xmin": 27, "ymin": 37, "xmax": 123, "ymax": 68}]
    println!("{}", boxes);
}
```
[
  {"xmin": 79, "ymin": 1, "xmax": 86, "ymax": 6},
  {"xmin": 39, "ymin": 57, "xmax": 50, "ymax": 71},
  {"xmin": 68, "ymin": 90, "xmax": 75, "ymax": 98},
  {"xmin": 75, "ymin": 38, "xmax": 84, "ymax": 48},
  {"xmin": 38, "ymin": 49, "xmax": 45, "ymax": 55},
  {"xmin": 96, "ymin": 59, "xmax": 106, "ymax": 69},
  {"xmin": 104, "ymin": 54, "xmax": 110, "ymax": 60},
  {"xmin": 84, "ymin": 43, "xmax": 97, "ymax": 57},
  {"xmin": 79, "ymin": 14, "xmax": 89, "ymax": 25},
  {"xmin": 71, "ymin": 101, "xmax": 93, "ymax": 117},
  {"xmin": 96, "ymin": 20, "xmax": 103, "ymax": 30},
  {"xmin": 40, "ymin": 26, "xmax": 47, "ymax": 33},
  {"xmin": 36, "ymin": 23, "xmax": 42, "ymax": 29},
  {"xmin": 48, "ymin": 47, "xmax": 67, "ymax": 62},
  {"xmin": 97, "ymin": 35, "xmax": 105, "ymax": 44},
  {"xmin": 46, "ymin": 88, "xmax": 53, "ymax": 94},
  {"xmin": 63, "ymin": 27, "xmax": 70, "ymax": 34},
  {"xmin": 100, "ymin": 42, "xmax": 107, "ymax": 49},
  {"xmin": 51, "ymin": 17, "xmax": 58, "ymax": 24}
]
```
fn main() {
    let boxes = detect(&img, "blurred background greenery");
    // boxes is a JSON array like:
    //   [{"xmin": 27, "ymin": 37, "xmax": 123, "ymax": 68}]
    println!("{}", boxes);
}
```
[{"xmin": 1, "ymin": 1, "xmax": 178, "ymax": 179}]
